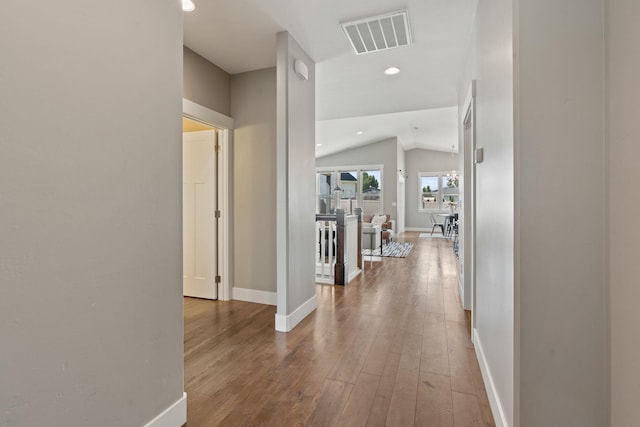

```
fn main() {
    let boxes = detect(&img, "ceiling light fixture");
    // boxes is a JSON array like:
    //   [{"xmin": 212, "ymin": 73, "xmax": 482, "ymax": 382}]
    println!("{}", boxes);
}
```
[
  {"xmin": 317, "ymin": 143, "xmax": 323, "ymax": 147},
  {"xmin": 182, "ymin": 0, "xmax": 195, "ymax": 12},
  {"xmin": 384, "ymin": 67, "xmax": 400, "ymax": 75},
  {"xmin": 357, "ymin": 131, "xmax": 364, "ymax": 135}
]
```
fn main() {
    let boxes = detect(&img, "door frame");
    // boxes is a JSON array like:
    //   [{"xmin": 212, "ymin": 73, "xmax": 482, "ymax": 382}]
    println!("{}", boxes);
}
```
[
  {"xmin": 183, "ymin": 98, "xmax": 233, "ymax": 301},
  {"xmin": 462, "ymin": 81, "xmax": 476, "ymax": 332}
]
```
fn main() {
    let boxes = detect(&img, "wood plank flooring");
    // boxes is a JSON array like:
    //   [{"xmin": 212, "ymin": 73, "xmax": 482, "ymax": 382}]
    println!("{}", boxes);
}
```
[{"xmin": 184, "ymin": 232, "xmax": 495, "ymax": 427}]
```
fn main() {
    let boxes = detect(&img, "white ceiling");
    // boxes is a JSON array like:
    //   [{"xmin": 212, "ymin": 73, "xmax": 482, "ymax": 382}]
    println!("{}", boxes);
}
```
[
  {"xmin": 183, "ymin": 0, "xmax": 477, "ymax": 156},
  {"xmin": 316, "ymin": 107, "xmax": 458, "ymax": 158}
]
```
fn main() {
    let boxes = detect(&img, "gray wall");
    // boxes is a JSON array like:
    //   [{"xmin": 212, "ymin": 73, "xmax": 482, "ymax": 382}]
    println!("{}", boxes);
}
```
[
  {"xmin": 396, "ymin": 142, "xmax": 407, "ymax": 232},
  {"xmin": 316, "ymin": 138, "xmax": 400, "ymax": 221},
  {"xmin": 0, "ymin": 2, "xmax": 184, "ymax": 426},
  {"xmin": 404, "ymin": 148, "xmax": 458, "ymax": 229},
  {"xmin": 276, "ymin": 32, "xmax": 316, "ymax": 322},
  {"xmin": 184, "ymin": 46, "xmax": 231, "ymax": 116},
  {"xmin": 517, "ymin": 1, "xmax": 606, "ymax": 425},
  {"xmin": 461, "ymin": 0, "xmax": 608, "ymax": 425},
  {"xmin": 231, "ymin": 68, "xmax": 277, "ymax": 293},
  {"xmin": 607, "ymin": 1, "xmax": 640, "ymax": 425},
  {"xmin": 459, "ymin": 0, "xmax": 515, "ymax": 425}
]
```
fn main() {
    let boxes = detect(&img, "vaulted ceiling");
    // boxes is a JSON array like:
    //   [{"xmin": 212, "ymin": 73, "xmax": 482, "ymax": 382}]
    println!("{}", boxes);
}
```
[{"xmin": 183, "ymin": 0, "xmax": 477, "ymax": 157}]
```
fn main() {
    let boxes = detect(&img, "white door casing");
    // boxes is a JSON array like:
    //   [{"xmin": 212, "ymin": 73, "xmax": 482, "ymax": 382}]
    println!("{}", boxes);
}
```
[
  {"xmin": 462, "ymin": 80, "xmax": 476, "ymax": 333},
  {"xmin": 183, "ymin": 130, "xmax": 217, "ymax": 299},
  {"xmin": 183, "ymin": 99, "xmax": 233, "ymax": 301}
]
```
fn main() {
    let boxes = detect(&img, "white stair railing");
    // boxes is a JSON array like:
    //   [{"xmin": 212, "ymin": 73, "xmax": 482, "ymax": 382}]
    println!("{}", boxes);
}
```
[
  {"xmin": 316, "ymin": 217, "xmax": 336, "ymax": 284},
  {"xmin": 315, "ymin": 209, "xmax": 362, "ymax": 285}
]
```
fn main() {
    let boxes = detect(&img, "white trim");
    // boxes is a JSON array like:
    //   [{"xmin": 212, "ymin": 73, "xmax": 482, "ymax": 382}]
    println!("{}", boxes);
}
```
[
  {"xmin": 347, "ymin": 268, "xmax": 362, "ymax": 283},
  {"xmin": 232, "ymin": 287, "xmax": 277, "ymax": 306},
  {"xmin": 217, "ymin": 129, "xmax": 231, "ymax": 301},
  {"xmin": 462, "ymin": 80, "xmax": 477, "ymax": 321},
  {"xmin": 275, "ymin": 31, "xmax": 289, "ymax": 319},
  {"xmin": 275, "ymin": 312, "xmax": 288, "ymax": 332},
  {"xmin": 183, "ymin": 99, "xmax": 233, "ymax": 129},
  {"xmin": 143, "ymin": 392, "xmax": 186, "ymax": 427},
  {"xmin": 316, "ymin": 163, "xmax": 384, "ymax": 173},
  {"xmin": 474, "ymin": 330, "xmax": 509, "ymax": 427},
  {"xmin": 274, "ymin": 294, "xmax": 317, "ymax": 332},
  {"xmin": 463, "ymin": 80, "xmax": 476, "ymax": 118}
]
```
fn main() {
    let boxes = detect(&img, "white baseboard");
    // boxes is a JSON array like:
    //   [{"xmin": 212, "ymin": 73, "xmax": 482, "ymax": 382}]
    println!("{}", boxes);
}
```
[
  {"xmin": 275, "ymin": 294, "xmax": 317, "ymax": 332},
  {"xmin": 405, "ymin": 227, "xmax": 430, "ymax": 232},
  {"xmin": 232, "ymin": 287, "xmax": 277, "ymax": 306},
  {"xmin": 347, "ymin": 268, "xmax": 361, "ymax": 283},
  {"xmin": 143, "ymin": 392, "xmax": 186, "ymax": 427},
  {"xmin": 473, "ymin": 331, "xmax": 509, "ymax": 427}
]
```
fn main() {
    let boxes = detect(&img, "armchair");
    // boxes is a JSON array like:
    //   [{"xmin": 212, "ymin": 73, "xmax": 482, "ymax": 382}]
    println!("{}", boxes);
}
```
[
  {"xmin": 362, "ymin": 214, "xmax": 394, "ymax": 247},
  {"xmin": 362, "ymin": 222, "xmax": 382, "ymax": 250}
]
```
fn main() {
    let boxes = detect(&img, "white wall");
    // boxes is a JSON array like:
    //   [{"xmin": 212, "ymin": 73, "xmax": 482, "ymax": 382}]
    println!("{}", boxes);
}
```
[
  {"xmin": 460, "ymin": 0, "xmax": 515, "ymax": 425},
  {"xmin": 0, "ymin": 2, "xmax": 184, "ymax": 426},
  {"xmin": 231, "ymin": 68, "xmax": 277, "ymax": 295},
  {"xmin": 275, "ymin": 32, "xmax": 317, "ymax": 331},
  {"xmin": 606, "ymin": 0, "xmax": 640, "ymax": 425},
  {"xmin": 316, "ymin": 137, "xmax": 399, "ymax": 221},
  {"xmin": 404, "ymin": 148, "xmax": 458, "ymax": 229},
  {"xmin": 516, "ymin": 1, "xmax": 606, "ymax": 425}
]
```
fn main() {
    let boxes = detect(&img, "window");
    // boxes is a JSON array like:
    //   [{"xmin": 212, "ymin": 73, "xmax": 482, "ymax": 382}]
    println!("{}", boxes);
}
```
[
  {"xmin": 337, "ymin": 170, "xmax": 358, "ymax": 213},
  {"xmin": 418, "ymin": 171, "xmax": 459, "ymax": 211},
  {"xmin": 316, "ymin": 166, "xmax": 383, "ymax": 215},
  {"xmin": 316, "ymin": 172, "xmax": 334, "ymax": 214},
  {"xmin": 361, "ymin": 169, "xmax": 382, "ymax": 215}
]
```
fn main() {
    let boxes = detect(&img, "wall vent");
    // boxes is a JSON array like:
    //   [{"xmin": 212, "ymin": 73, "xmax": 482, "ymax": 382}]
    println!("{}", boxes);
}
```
[{"xmin": 340, "ymin": 10, "xmax": 412, "ymax": 55}]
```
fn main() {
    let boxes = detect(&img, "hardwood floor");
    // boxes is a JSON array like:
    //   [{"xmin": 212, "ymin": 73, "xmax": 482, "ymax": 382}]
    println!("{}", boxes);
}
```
[{"xmin": 184, "ymin": 232, "xmax": 495, "ymax": 427}]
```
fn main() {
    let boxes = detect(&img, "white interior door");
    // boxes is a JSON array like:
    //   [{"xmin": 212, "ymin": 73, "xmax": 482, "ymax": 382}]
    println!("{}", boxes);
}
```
[{"xmin": 183, "ymin": 130, "xmax": 217, "ymax": 299}]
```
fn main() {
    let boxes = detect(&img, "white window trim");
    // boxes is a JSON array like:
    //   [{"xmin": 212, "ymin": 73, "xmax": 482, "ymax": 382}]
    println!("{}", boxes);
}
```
[
  {"xmin": 316, "ymin": 164, "xmax": 384, "ymax": 214},
  {"xmin": 418, "ymin": 170, "xmax": 459, "ymax": 212}
]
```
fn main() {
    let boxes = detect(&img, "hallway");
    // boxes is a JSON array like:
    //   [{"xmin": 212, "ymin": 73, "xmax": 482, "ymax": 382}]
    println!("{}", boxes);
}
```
[{"xmin": 184, "ymin": 232, "xmax": 495, "ymax": 426}]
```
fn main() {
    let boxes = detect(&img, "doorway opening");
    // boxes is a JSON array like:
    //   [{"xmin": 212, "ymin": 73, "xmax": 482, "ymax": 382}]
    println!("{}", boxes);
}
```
[
  {"xmin": 182, "ymin": 99, "xmax": 233, "ymax": 301},
  {"xmin": 183, "ymin": 117, "xmax": 219, "ymax": 299}
]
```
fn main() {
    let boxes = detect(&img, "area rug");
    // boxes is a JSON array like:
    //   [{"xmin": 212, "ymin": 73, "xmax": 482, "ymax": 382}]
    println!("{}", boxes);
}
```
[
  {"xmin": 363, "ymin": 241, "xmax": 414, "ymax": 258},
  {"xmin": 419, "ymin": 232, "xmax": 447, "ymax": 239}
]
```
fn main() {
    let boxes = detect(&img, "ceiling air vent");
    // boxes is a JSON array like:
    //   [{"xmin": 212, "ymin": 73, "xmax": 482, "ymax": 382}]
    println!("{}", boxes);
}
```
[{"xmin": 340, "ymin": 10, "xmax": 412, "ymax": 55}]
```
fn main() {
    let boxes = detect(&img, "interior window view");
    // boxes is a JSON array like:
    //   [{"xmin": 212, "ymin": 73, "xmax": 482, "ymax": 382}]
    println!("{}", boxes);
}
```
[
  {"xmin": 5, "ymin": 1, "xmax": 633, "ymax": 427},
  {"xmin": 419, "ymin": 172, "xmax": 460, "ymax": 211},
  {"xmin": 317, "ymin": 168, "xmax": 383, "ymax": 215}
]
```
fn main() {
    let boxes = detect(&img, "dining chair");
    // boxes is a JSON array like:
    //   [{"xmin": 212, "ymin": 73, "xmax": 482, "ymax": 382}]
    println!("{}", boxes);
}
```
[
  {"xmin": 430, "ymin": 212, "xmax": 445, "ymax": 235},
  {"xmin": 446, "ymin": 213, "xmax": 459, "ymax": 237}
]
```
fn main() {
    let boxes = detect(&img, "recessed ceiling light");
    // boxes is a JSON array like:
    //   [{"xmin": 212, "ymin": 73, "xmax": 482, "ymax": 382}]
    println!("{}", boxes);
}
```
[
  {"xmin": 182, "ymin": 0, "xmax": 195, "ymax": 11},
  {"xmin": 316, "ymin": 143, "xmax": 322, "ymax": 147},
  {"xmin": 384, "ymin": 67, "xmax": 400, "ymax": 75},
  {"xmin": 356, "ymin": 131, "xmax": 364, "ymax": 135}
]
